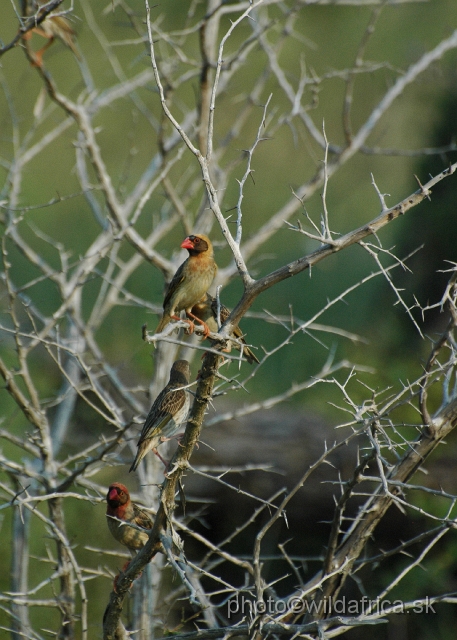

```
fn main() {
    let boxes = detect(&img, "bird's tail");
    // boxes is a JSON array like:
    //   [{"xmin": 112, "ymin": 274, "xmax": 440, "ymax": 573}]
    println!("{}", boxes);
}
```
[
  {"xmin": 129, "ymin": 456, "xmax": 140, "ymax": 473},
  {"xmin": 155, "ymin": 314, "xmax": 170, "ymax": 334},
  {"xmin": 243, "ymin": 345, "xmax": 260, "ymax": 365}
]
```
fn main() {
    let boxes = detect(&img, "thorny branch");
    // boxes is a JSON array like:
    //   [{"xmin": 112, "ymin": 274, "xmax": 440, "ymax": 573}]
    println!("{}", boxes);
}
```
[{"xmin": 0, "ymin": 0, "xmax": 457, "ymax": 639}]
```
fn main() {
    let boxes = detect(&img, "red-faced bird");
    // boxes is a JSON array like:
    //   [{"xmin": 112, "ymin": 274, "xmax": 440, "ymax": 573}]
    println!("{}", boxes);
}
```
[
  {"xmin": 106, "ymin": 482, "xmax": 153, "ymax": 551},
  {"xmin": 155, "ymin": 235, "xmax": 217, "ymax": 336}
]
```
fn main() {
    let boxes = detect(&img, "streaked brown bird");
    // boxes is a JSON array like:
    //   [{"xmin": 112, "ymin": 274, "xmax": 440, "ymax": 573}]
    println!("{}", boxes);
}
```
[
  {"xmin": 191, "ymin": 294, "xmax": 260, "ymax": 364},
  {"xmin": 155, "ymin": 235, "xmax": 217, "ymax": 335},
  {"xmin": 106, "ymin": 482, "xmax": 153, "ymax": 551},
  {"xmin": 22, "ymin": 0, "xmax": 80, "ymax": 66},
  {"xmin": 129, "ymin": 360, "xmax": 191, "ymax": 472}
]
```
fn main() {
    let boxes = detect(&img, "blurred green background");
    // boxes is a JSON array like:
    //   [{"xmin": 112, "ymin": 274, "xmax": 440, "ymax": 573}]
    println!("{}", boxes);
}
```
[{"xmin": 1, "ymin": 0, "xmax": 457, "ymax": 637}]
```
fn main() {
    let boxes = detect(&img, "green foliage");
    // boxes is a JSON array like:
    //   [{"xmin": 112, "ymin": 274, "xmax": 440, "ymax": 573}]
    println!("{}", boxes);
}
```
[{"xmin": 1, "ymin": 0, "xmax": 457, "ymax": 637}]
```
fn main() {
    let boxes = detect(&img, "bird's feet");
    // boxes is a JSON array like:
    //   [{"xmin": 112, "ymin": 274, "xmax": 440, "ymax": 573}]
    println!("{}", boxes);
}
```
[
  {"xmin": 153, "ymin": 448, "xmax": 170, "ymax": 469},
  {"xmin": 159, "ymin": 432, "xmax": 184, "ymax": 444},
  {"xmin": 171, "ymin": 314, "xmax": 195, "ymax": 334},
  {"xmin": 175, "ymin": 432, "xmax": 186, "ymax": 447},
  {"xmin": 186, "ymin": 311, "xmax": 211, "ymax": 338},
  {"xmin": 183, "ymin": 318, "xmax": 195, "ymax": 334}
]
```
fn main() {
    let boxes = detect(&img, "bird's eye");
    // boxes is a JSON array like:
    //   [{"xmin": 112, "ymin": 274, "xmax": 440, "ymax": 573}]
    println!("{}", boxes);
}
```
[{"xmin": 194, "ymin": 237, "xmax": 200, "ymax": 243}]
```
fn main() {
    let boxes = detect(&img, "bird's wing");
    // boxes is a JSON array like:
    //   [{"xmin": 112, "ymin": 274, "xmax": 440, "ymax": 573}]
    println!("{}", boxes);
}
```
[
  {"xmin": 137, "ymin": 411, "xmax": 172, "ymax": 445},
  {"xmin": 160, "ymin": 387, "xmax": 187, "ymax": 416},
  {"xmin": 210, "ymin": 298, "xmax": 260, "ymax": 363},
  {"xmin": 219, "ymin": 303, "xmax": 231, "ymax": 324},
  {"xmin": 209, "ymin": 297, "xmax": 231, "ymax": 327},
  {"xmin": 211, "ymin": 298, "xmax": 243, "ymax": 336},
  {"xmin": 137, "ymin": 387, "xmax": 187, "ymax": 443},
  {"xmin": 132, "ymin": 503, "xmax": 153, "ymax": 530},
  {"xmin": 162, "ymin": 260, "xmax": 187, "ymax": 311}
]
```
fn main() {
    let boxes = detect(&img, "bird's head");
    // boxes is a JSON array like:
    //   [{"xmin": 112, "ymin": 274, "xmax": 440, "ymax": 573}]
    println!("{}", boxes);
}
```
[
  {"xmin": 170, "ymin": 359, "xmax": 191, "ymax": 385},
  {"xmin": 106, "ymin": 482, "xmax": 130, "ymax": 508},
  {"xmin": 181, "ymin": 234, "xmax": 212, "ymax": 256}
]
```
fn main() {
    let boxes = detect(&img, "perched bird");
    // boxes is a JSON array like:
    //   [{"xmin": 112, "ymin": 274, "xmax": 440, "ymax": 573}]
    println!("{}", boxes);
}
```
[
  {"xmin": 129, "ymin": 360, "xmax": 191, "ymax": 472},
  {"xmin": 21, "ymin": 0, "xmax": 80, "ymax": 66},
  {"xmin": 191, "ymin": 294, "xmax": 260, "ymax": 364},
  {"xmin": 155, "ymin": 235, "xmax": 217, "ymax": 335},
  {"xmin": 106, "ymin": 482, "xmax": 153, "ymax": 552}
]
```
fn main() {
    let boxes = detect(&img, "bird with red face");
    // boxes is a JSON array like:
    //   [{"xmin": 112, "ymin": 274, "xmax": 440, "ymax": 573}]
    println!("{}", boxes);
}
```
[
  {"xmin": 106, "ymin": 483, "xmax": 153, "ymax": 552},
  {"xmin": 155, "ymin": 235, "xmax": 217, "ymax": 336},
  {"xmin": 129, "ymin": 360, "xmax": 190, "ymax": 472},
  {"xmin": 191, "ymin": 294, "xmax": 260, "ymax": 364}
]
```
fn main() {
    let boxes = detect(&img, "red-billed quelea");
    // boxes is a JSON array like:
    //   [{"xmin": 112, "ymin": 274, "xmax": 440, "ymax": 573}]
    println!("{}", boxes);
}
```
[
  {"xmin": 155, "ymin": 235, "xmax": 217, "ymax": 336},
  {"xmin": 191, "ymin": 294, "xmax": 260, "ymax": 364},
  {"xmin": 106, "ymin": 483, "xmax": 153, "ymax": 551},
  {"xmin": 129, "ymin": 360, "xmax": 191, "ymax": 472}
]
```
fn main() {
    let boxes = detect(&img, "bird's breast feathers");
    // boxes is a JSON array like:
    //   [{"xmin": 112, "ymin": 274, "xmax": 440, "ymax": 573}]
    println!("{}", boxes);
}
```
[
  {"xmin": 175, "ymin": 258, "xmax": 217, "ymax": 311},
  {"xmin": 106, "ymin": 514, "xmax": 149, "ymax": 551}
]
